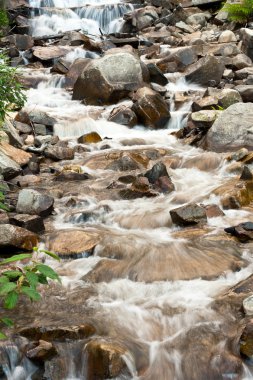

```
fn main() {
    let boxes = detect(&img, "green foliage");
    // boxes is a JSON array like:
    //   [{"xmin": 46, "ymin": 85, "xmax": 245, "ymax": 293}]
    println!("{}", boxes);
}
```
[
  {"xmin": 223, "ymin": 0, "xmax": 253, "ymax": 23},
  {"xmin": 0, "ymin": 8, "xmax": 8, "ymax": 29},
  {"xmin": 0, "ymin": 186, "xmax": 9, "ymax": 211},
  {"xmin": 0, "ymin": 55, "xmax": 27, "ymax": 121},
  {"xmin": 0, "ymin": 247, "xmax": 60, "ymax": 338}
]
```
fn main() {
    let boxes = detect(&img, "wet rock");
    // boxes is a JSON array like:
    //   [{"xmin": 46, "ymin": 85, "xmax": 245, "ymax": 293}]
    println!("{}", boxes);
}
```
[
  {"xmin": 0, "ymin": 224, "xmax": 38, "ymax": 252},
  {"xmin": 240, "ymin": 166, "xmax": 253, "ymax": 180},
  {"xmin": 26, "ymin": 340, "xmax": 57, "ymax": 362},
  {"xmin": 240, "ymin": 320, "xmax": 253, "ymax": 361},
  {"xmin": 44, "ymin": 146, "xmax": 74, "ymax": 161},
  {"xmin": 144, "ymin": 161, "xmax": 170, "ymax": 184},
  {"xmin": 51, "ymin": 58, "xmax": 70, "ymax": 74},
  {"xmin": 32, "ymin": 46, "xmax": 71, "ymax": 61},
  {"xmin": 77, "ymin": 132, "xmax": 102, "ymax": 144},
  {"xmin": 16, "ymin": 189, "xmax": 54, "ymax": 217},
  {"xmin": 228, "ymin": 148, "xmax": 249, "ymax": 162},
  {"xmin": 205, "ymin": 103, "xmax": 253, "ymax": 152},
  {"xmin": 105, "ymin": 155, "xmax": 140, "ymax": 171},
  {"xmin": 225, "ymin": 222, "xmax": 253, "ymax": 242},
  {"xmin": 170, "ymin": 203, "xmax": 207, "ymax": 226},
  {"xmin": 84, "ymin": 339, "xmax": 130, "ymax": 380},
  {"xmin": 27, "ymin": 110, "xmax": 56, "ymax": 128},
  {"xmin": 72, "ymin": 51, "xmax": 144, "ymax": 105},
  {"xmin": 203, "ymin": 204, "xmax": 225, "ymax": 218},
  {"xmin": 54, "ymin": 171, "xmax": 91, "ymax": 182},
  {"xmin": 132, "ymin": 87, "xmax": 170, "ymax": 129},
  {"xmin": 19, "ymin": 324, "xmax": 95, "ymax": 341},
  {"xmin": 146, "ymin": 63, "xmax": 168, "ymax": 86},
  {"xmin": 108, "ymin": 105, "xmax": 137, "ymax": 127},
  {"xmin": 9, "ymin": 214, "xmax": 45, "ymax": 233},
  {"xmin": 46, "ymin": 229, "xmax": 100, "ymax": 257},
  {"xmin": 215, "ymin": 179, "xmax": 253, "ymax": 209},
  {"xmin": 65, "ymin": 58, "xmax": 91, "ymax": 87},
  {"xmin": 243, "ymin": 296, "xmax": 253, "ymax": 316},
  {"xmin": 185, "ymin": 55, "xmax": 224, "ymax": 86}
]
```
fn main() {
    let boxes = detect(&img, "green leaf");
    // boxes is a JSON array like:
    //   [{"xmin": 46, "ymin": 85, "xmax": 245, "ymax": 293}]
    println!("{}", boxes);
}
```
[
  {"xmin": 38, "ymin": 273, "xmax": 48, "ymax": 285},
  {"xmin": 21, "ymin": 286, "xmax": 41, "ymax": 301},
  {"xmin": 25, "ymin": 271, "xmax": 39, "ymax": 288},
  {"xmin": 3, "ymin": 270, "xmax": 22, "ymax": 279},
  {"xmin": 0, "ymin": 282, "xmax": 16, "ymax": 295},
  {"xmin": 1, "ymin": 317, "xmax": 14, "ymax": 327},
  {"xmin": 4, "ymin": 291, "xmax": 18, "ymax": 309},
  {"xmin": 0, "ymin": 254, "xmax": 32, "ymax": 266},
  {"xmin": 36, "ymin": 264, "xmax": 60, "ymax": 282},
  {"xmin": 0, "ymin": 276, "xmax": 9, "ymax": 284},
  {"xmin": 40, "ymin": 249, "xmax": 60, "ymax": 261},
  {"xmin": 0, "ymin": 331, "xmax": 7, "ymax": 340}
]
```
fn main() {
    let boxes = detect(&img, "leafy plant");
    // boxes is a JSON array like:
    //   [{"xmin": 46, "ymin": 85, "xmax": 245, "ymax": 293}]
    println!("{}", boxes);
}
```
[
  {"xmin": 0, "ymin": 8, "xmax": 8, "ymax": 29},
  {"xmin": 0, "ymin": 54, "xmax": 27, "ymax": 121},
  {"xmin": 223, "ymin": 0, "xmax": 253, "ymax": 23},
  {"xmin": 0, "ymin": 183, "xmax": 9, "ymax": 211},
  {"xmin": 0, "ymin": 247, "xmax": 60, "ymax": 339}
]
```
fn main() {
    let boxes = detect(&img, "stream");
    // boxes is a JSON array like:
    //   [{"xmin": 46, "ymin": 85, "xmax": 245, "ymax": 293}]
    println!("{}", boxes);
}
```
[{"xmin": 1, "ymin": 0, "xmax": 253, "ymax": 379}]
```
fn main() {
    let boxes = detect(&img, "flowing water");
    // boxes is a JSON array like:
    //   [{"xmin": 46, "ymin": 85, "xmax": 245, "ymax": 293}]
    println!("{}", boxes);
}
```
[{"xmin": 4, "ymin": 1, "xmax": 253, "ymax": 379}]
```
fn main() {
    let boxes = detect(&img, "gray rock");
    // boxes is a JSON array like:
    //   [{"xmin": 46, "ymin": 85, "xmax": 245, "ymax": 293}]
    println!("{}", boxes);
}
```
[
  {"xmin": 185, "ymin": 55, "xmax": 224, "ymax": 86},
  {"xmin": 191, "ymin": 110, "xmax": 221, "ymax": 129},
  {"xmin": 170, "ymin": 203, "xmax": 207, "ymax": 226},
  {"xmin": 44, "ymin": 146, "xmax": 74, "ymax": 161},
  {"xmin": 16, "ymin": 189, "xmax": 54, "ymax": 217},
  {"xmin": 232, "ymin": 53, "xmax": 252, "ymax": 70},
  {"xmin": 0, "ymin": 151, "xmax": 21, "ymax": 179},
  {"xmin": 144, "ymin": 161, "xmax": 170, "ymax": 184},
  {"xmin": 243, "ymin": 295, "xmax": 253, "ymax": 315},
  {"xmin": 186, "ymin": 13, "xmax": 207, "ymax": 27},
  {"xmin": 218, "ymin": 30, "xmax": 237, "ymax": 43},
  {"xmin": 234, "ymin": 85, "xmax": 253, "ymax": 102},
  {"xmin": 106, "ymin": 156, "xmax": 140, "ymax": 171},
  {"xmin": 72, "ymin": 51, "xmax": 144, "ymax": 105},
  {"xmin": 108, "ymin": 106, "xmax": 137, "ymax": 127},
  {"xmin": 10, "ymin": 214, "xmax": 45, "ymax": 233},
  {"xmin": 146, "ymin": 63, "xmax": 168, "ymax": 86},
  {"xmin": 241, "ymin": 28, "xmax": 253, "ymax": 61},
  {"xmin": 205, "ymin": 103, "xmax": 253, "ymax": 152}
]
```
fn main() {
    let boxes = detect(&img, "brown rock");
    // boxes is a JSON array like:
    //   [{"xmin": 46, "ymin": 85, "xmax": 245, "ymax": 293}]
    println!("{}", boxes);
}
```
[
  {"xmin": 185, "ymin": 55, "xmax": 224, "ymax": 86},
  {"xmin": 32, "ymin": 46, "xmax": 71, "ymax": 61},
  {"xmin": 0, "ymin": 224, "xmax": 38, "ymax": 252},
  {"xmin": 105, "ymin": 155, "xmax": 140, "ymax": 171},
  {"xmin": 45, "ymin": 229, "xmax": 100, "ymax": 257},
  {"xmin": 19, "ymin": 324, "xmax": 95, "ymax": 341},
  {"xmin": 132, "ymin": 87, "xmax": 170, "ymax": 129},
  {"xmin": 109, "ymin": 105, "xmax": 137, "ymax": 127},
  {"xmin": 26, "ymin": 340, "xmax": 57, "ymax": 362},
  {"xmin": 203, "ymin": 204, "xmax": 225, "ymax": 218},
  {"xmin": 44, "ymin": 146, "xmax": 74, "ymax": 161},
  {"xmin": 84, "ymin": 339, "xmax": 130, "ymax": 380},
  {"xmin": 9, "ymin": 214, "xmax": 45, "ymax": 233},
  {"xmin": 240, "ymin": 320, "xmax": 253, "ymax": 360},
  {"xmin": 77, "ymin": 132, "xmax": 102, "ymax": 144},
  {"xmin": 0, "ymin": 142, "xmax": 32, "ymax": 167}
]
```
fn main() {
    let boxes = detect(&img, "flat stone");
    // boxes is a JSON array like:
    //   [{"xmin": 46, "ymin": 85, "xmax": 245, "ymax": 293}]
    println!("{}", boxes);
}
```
[
  {"xmin": 170, "ymin": 203, "xmax": 207, "ymax": 226},
  {"xmin": 9, "ymin": 214, "xmax": 45, "ymax": 233},
  {"xmin": 0, "ymin": 224, "xmax": 38, "ymax": 252}
]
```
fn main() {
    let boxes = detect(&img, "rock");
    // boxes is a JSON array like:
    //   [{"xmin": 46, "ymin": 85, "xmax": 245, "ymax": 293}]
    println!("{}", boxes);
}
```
[
  {"xmin": 240, "ymin": 165, "xmax": 253, "ymax": 180},
  {"xmin": 123, "ymin": 6, "xmax": 159, "ymax": 31},
  {"xmin": 228, "ymin": 148, "xmax": 249, "ymax": 162},
  {"xmin": 0, "ymin": 142, "xmax": 31, "ymax": 166},
  {"xmin": 235, "ymin": 67, "xmax": 253, "ymax": 80},
  {"xmin": 45, "ymin": 229, "xmax": 100, "ymax": 257},
  {"xmin": 77, "ymin": 132, "xmax": 102, "ymax": 144},
  {"xmin": 72, "ymin": 51, "xmax": 144, "ymax": 105},
  {"xmin": 0, "ymin": 224, "xmax": 38, "ymax": 252},
  {"xmin": 232, "ymin": 53, "xmax": 252, "ymax": 70},
  {"xmin": 65, "ymin": 58, "xmax": 91, "ymax": 87},
  {"xmin": 3, "ymin": 118, "xmax": 23, "ymax": 147},
  {"xmin": 32, "ymin": 46, "xmax": 71, "ymax": 61},
  {"xmin": 205, "ymin": 88, "xmax": 242, "ymax": 109},
  {"xmin": 51, "ymin": 59, "xmax": 70, "ymax": 74},
  {"xmin": 44, "ymin": 146, "xmax": 74, "ymax": 161},
  {"xmin": 170, "ymin": 203, "xmax": 207, "ymax": 226},
  {"xmin": 132, "ymin": 87, "xmax": 170, "ymax": 129},
  {"xmin": 28, "ymin": 110, "xmax": 56, "ymax": 128},
  {"xmin": 0, "ymin": 211, "xmax": 9, "ymax": 224},
  {"xmin": 108, "ymin": 105, "xmax": 137, "ymax": 127},
  {"xmin": 186, "ymin": 13, "xmax": 207, "ymax": 27},
  {"xmin": 14, "ymin": 121, "xmax": 32, "ymax": 134},
  {"xmin": 185, "ymin": 55, "xmax": 224, "ymax": 86},
  {"xmin": 106, "ymin": 155, "xmax": 140, "ymax": 171},
  {"xmin": 204, "ymin": 204, "xmax": 224, "ymax": 218},
  {"xmin": 234, "ymin": 85, "xmax": 253, "ymax": 102},
  {"xmin": 146, "ymin": 63, "xmax": 168, "ymax": 86},
  {"xmin": 145, "ymin": 161, "xmax": 170, "ymax": 184},
  {"xmin": 16, "ymin": 189, "xmax": 54, "ymax": 217},
  {"xmin": 1, "ymin": 34, "xmax": 34, "ymax": 50},
  {"xmin": 218, "ymin": 30, "xmax": 237, "ymax": 43},
  {"xmin": 243, "ymin": 296, "xmax": 253, "ymax": 316},
  {"xmin": 19, "ymin": 324, "xmax": 95, "ymax": 341},
  {"xmin": 176, "ymin": 21, "xmax": 194, "ymax": 33},
  {"xmin": 240, "ymin": 320, "xmax": 253, "ymax": 361},
  {"xmin": 157, "ymin": 46, "xmax": 198, "ymax": 73},
  {"xmin": 205, "ymin": 103, "xmax": 253, "ymax": 152},
  {"xmin": 26, "ymin": 340, "xmax": 57, "ymax": 362},
  {"xmin": 54, "ymin": 172, "xmax": 91, "ymax": 182},
  {"xmin": 241, "ymin": 28, "xmax": 253, "ymax": 61},
  {"xmin": 214, "ymin": 179, "xmax": 253, "ymax": 209},
  {"xmin": 225, "ymin": 222, "xmax": 253, "ymax": 241},
  {"xmin": 190, "ymin": 110, "xmax": 220, "ymax": 129},
  {"xmin": 0, "ymin": 151, "xmax": 21, "ymax": 179},
  {"xmin": 9, "ymin": 214, "xmax": 45, "ymax": 233},
  {"xmin": 84, "ymin": 339, "xmax": 130, "ymax": 380}
]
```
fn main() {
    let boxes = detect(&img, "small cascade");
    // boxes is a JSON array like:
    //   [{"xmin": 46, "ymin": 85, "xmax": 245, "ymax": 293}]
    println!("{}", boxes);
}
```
[{"xmin": 29, "ymin": 0, "xmax": 134, "ymax": 36}]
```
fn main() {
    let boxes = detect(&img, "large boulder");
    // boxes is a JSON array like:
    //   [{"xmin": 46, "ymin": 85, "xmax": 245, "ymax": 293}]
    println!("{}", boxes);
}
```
[
  {"xmin": 72, "ymin": 51, "xmax": 144, "ymax": 105},
  {"xmin": 185, "ymin": 55, "xmax": 224, "ymax": 86},
  {"xmin": 241, "ymin": 28, "xmax": 253, "ymax": 61},
  {"xmin": 16, "ymin": 189, "xmax": 54, "ymax": 217},
  {"xmin": 132, "ymin": 87, "xmax": 170, "ymax": 128},
  {"xmin": 205, "ymin": 103, "xmax": 253, "ymax": 152},
  {"xmin": 0, "ymin": 224, "xmax": 38, "ymax": 252}
]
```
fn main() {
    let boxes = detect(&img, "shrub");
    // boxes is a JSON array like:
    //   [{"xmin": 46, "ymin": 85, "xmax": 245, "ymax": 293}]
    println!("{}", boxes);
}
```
[{"xmin": 223, "ymin": 0, "xmax": 253, "ymax": 23}]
